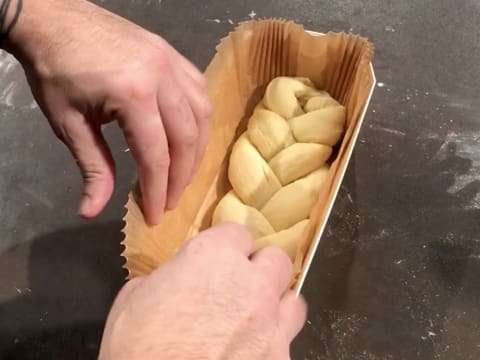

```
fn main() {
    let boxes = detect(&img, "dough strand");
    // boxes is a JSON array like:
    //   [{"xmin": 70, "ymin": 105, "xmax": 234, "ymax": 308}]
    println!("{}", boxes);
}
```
[{"xmin": 212, "ymin": 77, "xmax": 346, "ymax": 259}]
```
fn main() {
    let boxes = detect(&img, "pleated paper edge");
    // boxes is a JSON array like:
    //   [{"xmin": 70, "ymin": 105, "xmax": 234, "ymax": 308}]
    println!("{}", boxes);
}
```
[{"xmin": 121, "ymin": 19, "xmax": 375, "ymax": 283}]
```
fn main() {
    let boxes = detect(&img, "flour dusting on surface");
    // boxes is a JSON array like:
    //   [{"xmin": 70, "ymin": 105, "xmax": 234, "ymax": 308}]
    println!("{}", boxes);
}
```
[
  {"xmin": 0, "ymin": 51, "xmax": 36, "ymax": 109},
  {"xmin": 436, "ymin": 131, "xmax": 480, "ymax": 209}
]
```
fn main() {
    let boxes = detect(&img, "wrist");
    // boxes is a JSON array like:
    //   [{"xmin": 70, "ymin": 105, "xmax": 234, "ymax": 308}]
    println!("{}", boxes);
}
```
[
  {"xmin": 0, "ymin": 0, "xmax": 22, "ymax": 38},
  {"xmin": 3, "ymin": 0, "xmax": 55, "ymax": 66},
  {"xmin": 2, "ymin": 0, "xmax": 94, "ymax": 71},
  {"xmin": 1, "ymin": 0, "xmax": 31, "ymax": 59}
]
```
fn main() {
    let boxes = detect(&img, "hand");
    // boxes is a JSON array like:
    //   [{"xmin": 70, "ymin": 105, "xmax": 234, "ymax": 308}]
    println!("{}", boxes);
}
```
[
  {"xmin": 5, "ymin": 0, "xmax": 211, "ymax": 224},
  {"xmin": 99, "ymin": 223, "xmax": 307, "ymax": 360}
]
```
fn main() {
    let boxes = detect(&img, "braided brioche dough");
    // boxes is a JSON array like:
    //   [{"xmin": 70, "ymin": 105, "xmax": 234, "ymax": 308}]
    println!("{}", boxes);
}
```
[{"xmin": 212, "ymin": 77, "xmax": 346, "ymax": 259}]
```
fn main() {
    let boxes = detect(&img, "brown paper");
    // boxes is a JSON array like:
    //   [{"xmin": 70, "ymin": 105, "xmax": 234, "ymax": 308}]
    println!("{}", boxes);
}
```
[{"xmin": 122, "ymin": 19, "xmax": 374, "ymax": 285}]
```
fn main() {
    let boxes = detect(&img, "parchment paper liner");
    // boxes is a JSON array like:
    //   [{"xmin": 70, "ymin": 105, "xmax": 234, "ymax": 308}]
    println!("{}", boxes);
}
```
[{"xmin": 122, "ymin": 19, "xmax": 375, "ymax": 291}]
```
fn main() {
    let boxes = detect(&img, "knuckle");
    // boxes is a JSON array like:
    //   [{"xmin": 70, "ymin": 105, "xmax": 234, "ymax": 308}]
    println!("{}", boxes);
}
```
[
  {"xmin": 144, "ymin": 153, "xmax": 170, "ymax": 173},
  {"xmin": 197, "ymin": 75, "xmax": 209, "ymax": 91},
  {"xmin": 114, "ymin": 70, "xmax": 154, "ymax": 105},
  {"xmin": 151, "ymin": 50, "xmax": 172, "ymax": 72},
  {"xmin": 166, "ymin": 97, "xmax": 200, "ymax": 149},
  {"xmin": 180, "ymin": 122, "xmax": 199, "ymax": 148},
  {"xmin": 132, "ymin": 126, "xmax": 164, "ymax": 150},
  {"xmin": 266, "ymin": 247, "xmax": 293, "ymax": 268},
  {"xmin": 217, "ymin": 222, "xmax": 253, "ymax": 238},
  {"xmin": 183, "ymin": 232, "xmax": 216, "ymax": 256},
  {"xmin": 212, "ymin": 222, "xmax": 254, "ymax": 249},
  {"xmin": 80, "ymin": 162, "xmax": 112, "ymax": 185},
  {"xmin": 52, "ymin": 120, "xmax": 72, "ymax": 144},
  {"xmin": 199, "ymin": 101, "xmax": 213, "ymax": 121},
  {"xmin": 82, "ymin": 164, "xmax": 107, "ymax": 179},
  {"xmin": 257, "ymin": 247, "xmax": 292, "ymax": 275},
  {"xmin": 124, "ymin": 82, "xmax": 153, "ymax": 104}
]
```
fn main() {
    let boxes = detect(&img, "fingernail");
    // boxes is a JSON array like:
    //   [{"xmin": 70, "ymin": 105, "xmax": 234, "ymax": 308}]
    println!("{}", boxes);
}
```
[
  {"xmin": 147, "ymin": 213, "xmax": 163, "ymax": 226},
  {"xmin": 144, "ymin": 201, "xmax": 163, "ymax": 226},
  {"xmin": 166, "ymin": 201, "xmax": 177, "ymax": 211},
  {"xmin": 166, "ymin": 192, "xmax": 181, "ymax": 211}
]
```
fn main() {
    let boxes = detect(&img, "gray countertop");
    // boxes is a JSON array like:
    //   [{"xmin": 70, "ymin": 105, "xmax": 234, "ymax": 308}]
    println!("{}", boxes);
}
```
[{"xmin": 1, "ymin": 0, "xmax": 479, "ymax": 359}]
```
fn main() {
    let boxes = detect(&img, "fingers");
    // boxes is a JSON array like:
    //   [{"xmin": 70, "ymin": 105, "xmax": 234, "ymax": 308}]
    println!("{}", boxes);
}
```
[
  {"xmin": 278, "ymin": 292, "xmax": 308, "ymax": 341},
  {"xmin": 172, "ymin": 61, "xmax": 212, "ymax": 175},
  {"xmin": 182, "ymin": 223, "xmax": 255, "ymax": 257},
  {"xmin": 55, "ymin": 111, "xmax": 115, "ymax": 218},
  {"xmin": 156, "ymin": 79, "xmax": 198, "ymax": 209},
  {"xmin": 118, "ymin": 100, "xmax": 170, "ymax": 225},
  {"xmin": 250, "ymin": 247, "xmax": 293, "ymax": 297},
  {"xmin": 115, "ymin": 46, "xmax": 210, "ymax": 222},
  {"xmin": 118, "ymin": 60, "xmax": 208, "ymax": 222},
  {"xmin": 266, "ymin": 292, "xmax": 307, "ymax": 360},
  {"xmin": 163, "ymin": 42, "xmax": 212, "ymax": 177},
  {"xmin": 250, "ymin": 248, "xmax": 304, "ymax": 359}
]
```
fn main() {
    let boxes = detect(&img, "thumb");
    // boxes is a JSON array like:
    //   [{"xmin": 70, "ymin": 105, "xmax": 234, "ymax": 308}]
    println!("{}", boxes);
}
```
[
  {"xmin": 54, "ymin": 111, "xmax": 115, "ymax": 218},
  {"xmin": 278, "ymin": 291, "xmax": 308, "ymax": 341},
  {"xmin": 268, "ymin": 293, "xmax": 307, "ymax": 360}
]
